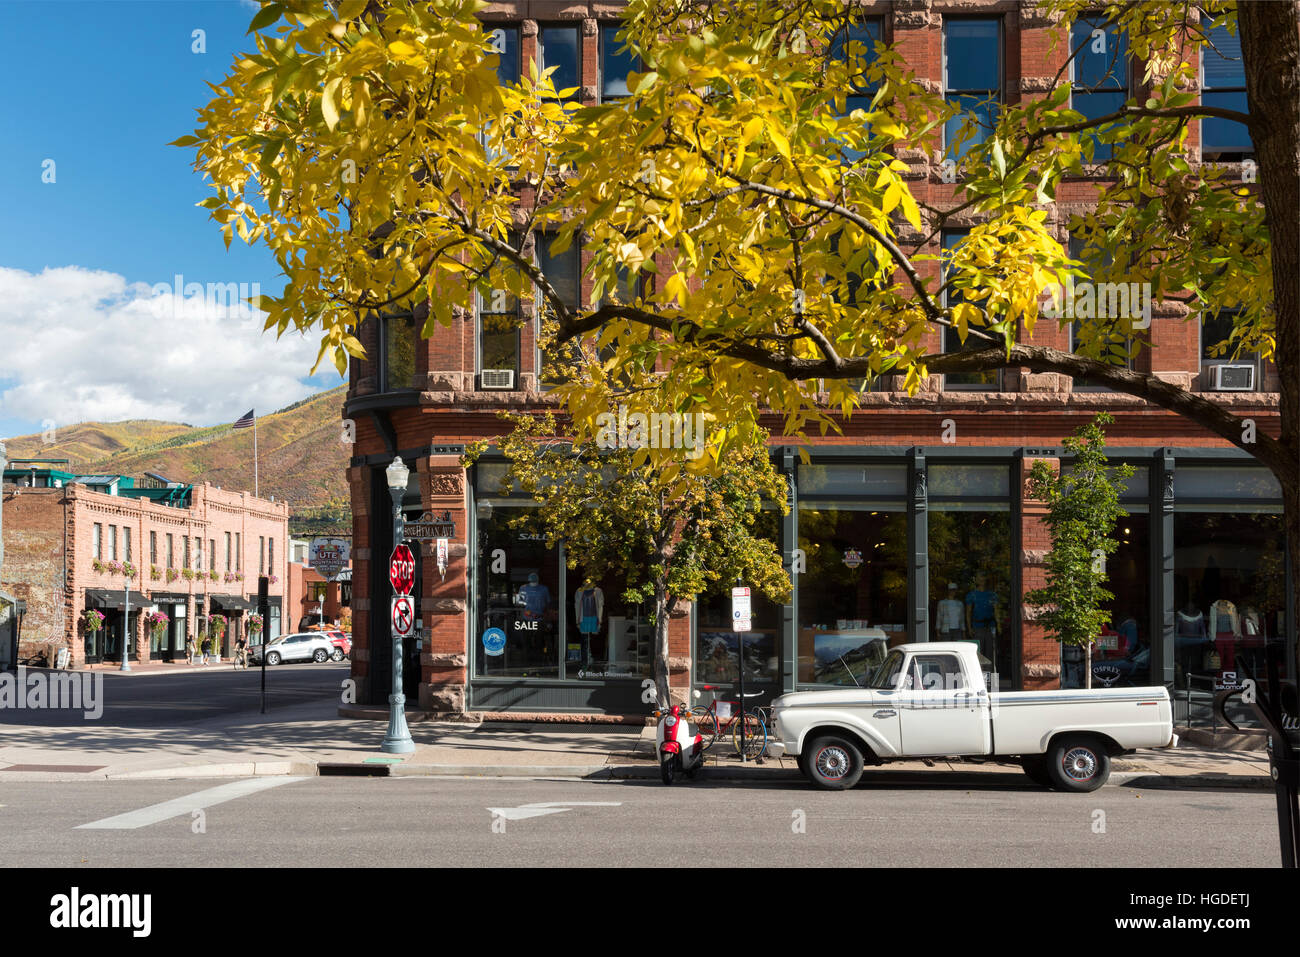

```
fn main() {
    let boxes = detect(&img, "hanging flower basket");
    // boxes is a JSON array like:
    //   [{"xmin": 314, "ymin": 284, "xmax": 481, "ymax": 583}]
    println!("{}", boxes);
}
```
[
  {"xmin": 166, "ymin": 568, "xmax": 180, "ymax": 582},
  {"xmin": 82, "ymin": 608, "xmax": 106, "ymax": 633},
  {"xmin": 209, "ymin": 614, "xmax": 228, "ymax": 641},
  {"xmin": 145, "ymin": 610, "xmax": 170, "ymax": 639},
  {"xmin": 150, "ymin": 565, "xmax": 162, "ymax": 580},
  {"xmin": 247, "ymin": 613, "xmax": 263, "ymax": 634}
]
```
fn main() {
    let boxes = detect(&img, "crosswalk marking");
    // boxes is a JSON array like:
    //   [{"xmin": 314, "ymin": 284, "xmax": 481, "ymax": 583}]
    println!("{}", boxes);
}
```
[{"xmin": 76, "ymin": 776, "xmax": 308, "ymax": 830}]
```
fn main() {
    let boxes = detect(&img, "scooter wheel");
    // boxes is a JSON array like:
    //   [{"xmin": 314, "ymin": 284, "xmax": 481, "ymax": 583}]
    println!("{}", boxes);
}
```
[{"xmin": 660, "ymin": 755, "xmax": 676, "ymax": 785}]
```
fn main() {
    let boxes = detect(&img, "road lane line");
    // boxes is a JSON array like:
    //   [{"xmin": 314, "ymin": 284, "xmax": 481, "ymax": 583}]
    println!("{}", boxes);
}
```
[{"xmin": 76, "ymin": 776, "xmax": 309, "ymax": 830}]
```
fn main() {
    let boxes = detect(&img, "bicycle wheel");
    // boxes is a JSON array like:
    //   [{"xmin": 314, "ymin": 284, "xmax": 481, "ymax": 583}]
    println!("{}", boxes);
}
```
[
  {"xmin": 690, "ymin": 706, "xmax": 718, "ymax": 741},
  {"xmin": 732, "ymin": 710, "xmax": 767, "ymax": 759}
]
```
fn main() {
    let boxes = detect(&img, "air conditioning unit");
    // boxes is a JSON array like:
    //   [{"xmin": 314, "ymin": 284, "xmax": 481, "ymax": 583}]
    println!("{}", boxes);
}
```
[
  {"xmin": 1211, "ymin": 364, "xmax": 1255, "ymax": 391},
  {"xmin": 480, "ymin": 369, "xmax": 515, "ymax": 390}
]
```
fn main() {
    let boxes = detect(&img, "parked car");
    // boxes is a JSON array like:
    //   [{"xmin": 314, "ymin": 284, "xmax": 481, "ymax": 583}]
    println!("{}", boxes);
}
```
[
  {"xmin": 325, "ymin": 630, "xmax": 352, "ymax": 661},
  {"xmin": 769, "ymin": 641, "xmax": 1176, "ymax": 792},
  {"xmin": 249, "ymin": 632, "xmax": 336, "ymax": 666}
]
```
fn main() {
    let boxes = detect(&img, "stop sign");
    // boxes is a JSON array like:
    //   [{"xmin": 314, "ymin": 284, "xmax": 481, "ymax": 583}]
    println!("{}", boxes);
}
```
[{"xmin": 389, "ymin": 544, "xmax": 415, "ymax": 595}]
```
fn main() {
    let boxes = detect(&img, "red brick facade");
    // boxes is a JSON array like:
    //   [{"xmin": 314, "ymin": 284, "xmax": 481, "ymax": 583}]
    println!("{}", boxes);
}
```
[
  {"xmin": 342, "ymin": 1, "xmax": 1284, "ymax": 717},
  {"xmin": 1, "ymin": 482, "xmax": 288, "ymax": 667}
]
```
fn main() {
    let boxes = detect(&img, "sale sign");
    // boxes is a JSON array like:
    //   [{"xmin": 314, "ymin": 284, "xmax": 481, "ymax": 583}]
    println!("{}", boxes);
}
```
[{"xmin": 389, "ymin": 544, "xmax": 415, "ymax": 595}]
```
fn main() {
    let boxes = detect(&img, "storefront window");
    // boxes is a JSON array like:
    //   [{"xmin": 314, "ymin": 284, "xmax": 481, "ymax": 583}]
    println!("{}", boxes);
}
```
[
  {"xmin": 1084, "ymin": 511, "xmax": 1151, "ymax": 688},
  {"xmin": 928, "ymin": 464, "xmax": 1013, "ymax": 688},
  {"xmin": 1173, "ymin": 508, "xmax": 1286, "ymax": 701},
  {"xmin": 475, "ymin": 502, "xmax": 562, "ymax": 679},
  {"xmin": 565, "ymin": 566, "xmax": 653, "ymax": 681},
  {"xmin": 695, "ymin": 510, "xmax": 783, "ymax": 687},
  {"xmin": 797, "ymin": 465, "xmax": 908, "ymax": 686}
]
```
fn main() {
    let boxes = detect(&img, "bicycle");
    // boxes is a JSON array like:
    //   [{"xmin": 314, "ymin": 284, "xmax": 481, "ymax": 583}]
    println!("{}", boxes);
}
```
[{"xmin": 690, "ymin": 684, "xmax": 768, "ymax": 759}]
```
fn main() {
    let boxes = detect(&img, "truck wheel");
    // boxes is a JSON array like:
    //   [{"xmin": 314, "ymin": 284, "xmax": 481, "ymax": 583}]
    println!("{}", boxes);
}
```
[
  {"xmin": 1020, "ymin": 755, "xmax": 1052, "ymax": 788},
  {"xmin": 1046, "ymin": 735, "xmax": 1110, "ymax": 792},
  {"xmin": 804, "ymin": 736, "xmax": 864, "ymax": 790}
]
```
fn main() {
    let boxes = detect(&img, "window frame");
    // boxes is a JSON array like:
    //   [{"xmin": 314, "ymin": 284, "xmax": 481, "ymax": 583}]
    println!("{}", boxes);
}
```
[
  {"xmin": 941, "ymin": 16, "xmax": 1003, "ymax": 162},
  {"xmin": 940, "ymin": 228, "xmax": 1002, "ymax": 391},
  {"xmin": 599, "ymin": 23, "xmax": 641, "ymax": 102},
  {"xmin": 1199, "ymin": 308, "xmax": 1260, "ymax": 389},
  {"xmin": 535, "ymin": 232, "xmax": 583, "ymax": 388},
  {"xmin": 1068, "ymin": 15, "xmax": 1131, "ymax": 164},
  {"xmin": 1199, "ymin": 16, "xmax": 1252, "ymax": 161},
  {"xmin": 537, "ymin": 22, "xmax": 582, "ymax": 102}
]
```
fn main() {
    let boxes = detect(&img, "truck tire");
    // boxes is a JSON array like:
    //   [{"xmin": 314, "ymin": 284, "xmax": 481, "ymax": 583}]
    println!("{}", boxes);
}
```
[
  {"xmin": 1020, "ymin": 755, "xmax": 1052, "ymax": 788},
  {"xmin": 804, "ymin": 736, "xmax": 864, "ymax": 790},
  {"xmin": 1045, "ymin": 735, "xmax": 1110, "ymax": 792}
]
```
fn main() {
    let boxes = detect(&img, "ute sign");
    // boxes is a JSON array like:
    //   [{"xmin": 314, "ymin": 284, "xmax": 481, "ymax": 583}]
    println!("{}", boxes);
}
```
[{"xmin": 389, "ymin": 544, "xmax": 415, "ymax": 595}]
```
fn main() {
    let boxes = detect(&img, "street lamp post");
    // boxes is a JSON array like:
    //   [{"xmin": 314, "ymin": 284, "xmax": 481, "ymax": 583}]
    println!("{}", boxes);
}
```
[
  {"xmin": 381, "ymin": 456, "xmax": 415, "ymax": 754},
  {"xmin": 120, "ymin": 571, "xmax": 131, "ymax": 673}
]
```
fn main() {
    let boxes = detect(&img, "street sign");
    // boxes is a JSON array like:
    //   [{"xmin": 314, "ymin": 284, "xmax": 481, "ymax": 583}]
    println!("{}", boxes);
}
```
[
  {"xmin": 402, "ymin": 510, "xmax": 457, "ymax": 540},
  {"xmin": 309, "ymin": 537, "xmax": 350, "ymax": 581},
  {"xmin": 731, "ymin": 586, "xmax": 751, "ymax": 633},
  {"xmin": 389, "ymin": 544, "xmax": 415, "ymax": 595},
  {"xmin": 391, "ymin": 595, "xmax": 414, "ymax": 636}
]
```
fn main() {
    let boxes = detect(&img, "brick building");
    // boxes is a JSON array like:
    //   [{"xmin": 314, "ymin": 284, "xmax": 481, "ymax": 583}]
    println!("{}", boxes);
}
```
[
  {"xmin": 1, "ymin": 468, "xmax": 289, "ymax": 667},
  {"xmin": 342, "ymin": 1, "xmax": 1291, "ymax": 722},
  {"xmin": 287, "ymin": 539, "xmax": 352, "ymax": 633}
]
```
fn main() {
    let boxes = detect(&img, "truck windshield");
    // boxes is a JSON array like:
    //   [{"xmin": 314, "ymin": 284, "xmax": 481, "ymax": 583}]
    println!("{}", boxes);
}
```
[{"xmin": 867, "ymin": 650, "xmax": 905, "ymax": 690}]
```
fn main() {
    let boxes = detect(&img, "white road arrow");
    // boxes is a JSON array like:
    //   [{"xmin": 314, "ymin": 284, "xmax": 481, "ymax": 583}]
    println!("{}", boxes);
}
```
[{"xmin": 487, "ymin": 801, "xmax": 621, "ymax": 822}]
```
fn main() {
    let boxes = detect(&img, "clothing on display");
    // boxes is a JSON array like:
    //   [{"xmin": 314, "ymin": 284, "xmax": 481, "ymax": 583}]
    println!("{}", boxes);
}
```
[
  {"xmin": 518, "ymin": 580, "xmax": 552, "ymax": 618},
  {"xmin": 1175, "ymin": 608, "xmax": 1207, "ymax": 640},
  {"xmin": 936, "ymin": 597, "xmax": 964, "ymax": 634},
  {"xmin": 574, "ymin": 586, "xmax": 605, "ymax": 634},
  {"xmin": 965, "ymin": 588, "xmax": 997, "ymax": 628},
  {"xmin": 1209, "ymin": 599, "xmax": 1240, "ymax": 639}
]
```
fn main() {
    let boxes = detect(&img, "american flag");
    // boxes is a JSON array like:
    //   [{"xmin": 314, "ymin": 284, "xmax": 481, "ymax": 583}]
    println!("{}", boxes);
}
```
[{"xmin": 233, "ymin": 409, "xmax": 255, "ymax": 430}]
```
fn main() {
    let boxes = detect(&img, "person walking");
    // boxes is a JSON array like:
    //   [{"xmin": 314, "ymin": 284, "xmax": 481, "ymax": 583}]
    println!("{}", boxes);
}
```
[
  {"xmin": 200, "ymin": 635, "xmax": 212, "ymax": 666},
  {"xmin": 186, "ymin": 634, "xmax": 197, "ymax": 666}
]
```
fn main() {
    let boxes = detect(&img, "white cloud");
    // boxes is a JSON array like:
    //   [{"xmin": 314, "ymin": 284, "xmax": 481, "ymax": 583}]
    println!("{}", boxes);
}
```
[{"xmin": 0, "ymin": 265, "xmax": 337, "ymax": 433}]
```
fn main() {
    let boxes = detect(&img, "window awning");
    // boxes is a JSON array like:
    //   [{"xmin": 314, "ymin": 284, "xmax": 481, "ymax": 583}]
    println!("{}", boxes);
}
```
[
  {"xmin": 86, "ymin": 588, "xmax": 151, "ymax": 610},
  {"xmin": 245, "ymin": 595, "xmax": 281, "ymax": 609},
  {"xmin": 210, "ymin": 595, "xmax": 252, "ymax": 612}
]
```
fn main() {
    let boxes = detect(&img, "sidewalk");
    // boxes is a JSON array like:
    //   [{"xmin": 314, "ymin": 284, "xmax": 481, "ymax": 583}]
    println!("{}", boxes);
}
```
[{"xmin": 0, "ymin": 698, "xmax": 1276, "ymax": 788}]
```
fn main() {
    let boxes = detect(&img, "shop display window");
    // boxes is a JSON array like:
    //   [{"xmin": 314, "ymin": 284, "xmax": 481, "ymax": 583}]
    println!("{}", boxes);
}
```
[{"xmin": 797, "ymin": 505, "xmax": 908, "ymax": 686}]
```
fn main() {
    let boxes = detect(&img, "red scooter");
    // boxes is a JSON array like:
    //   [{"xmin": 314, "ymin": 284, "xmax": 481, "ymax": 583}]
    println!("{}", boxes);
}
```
[{"xmin": 654, "ymin": 703, "xmax": 705, "ymax": 784}]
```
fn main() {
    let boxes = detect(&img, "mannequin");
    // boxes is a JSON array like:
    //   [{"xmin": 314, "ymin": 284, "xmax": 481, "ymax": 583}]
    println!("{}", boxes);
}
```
[
  {"xmin": 573, "ymin": 579, "xmax": 605, "ymax": 667},
  {"xmin": 965, "ymin": 572, "xmax": 999, "ymax": 667},
  {"xmin": 936, "ymin": 583, "xmax": 964, "ymax": 642},
  {"xmin": 1209, "ymin": 597, "xmax": 1239, "ymax": 674}
]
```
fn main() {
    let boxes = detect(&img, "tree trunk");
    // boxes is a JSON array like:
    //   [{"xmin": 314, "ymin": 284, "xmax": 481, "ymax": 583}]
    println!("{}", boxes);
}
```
[
  {"xmin": 1239, "ymin": 1, "xmax": 1300, "ymax": 682},
  {"xmin": 653, "ymin": 583, "xmax": 672, "ymax": 708}
]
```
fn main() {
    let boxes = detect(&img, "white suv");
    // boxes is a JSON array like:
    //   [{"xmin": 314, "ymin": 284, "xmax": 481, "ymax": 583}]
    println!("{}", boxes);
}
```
[{"xmin": 252, "ymin": 632, "xmax": 336, "ymax": 665}]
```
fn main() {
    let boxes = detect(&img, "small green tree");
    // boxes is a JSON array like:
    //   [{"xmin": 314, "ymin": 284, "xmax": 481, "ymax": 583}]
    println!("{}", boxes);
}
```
[
  {"xmin": 466, "ymin": 410, "xmax": 790, "ymax": 707},
  {"xmin": 1024, "ymin": 414, "xmax": 1135, "ymax": 689}
]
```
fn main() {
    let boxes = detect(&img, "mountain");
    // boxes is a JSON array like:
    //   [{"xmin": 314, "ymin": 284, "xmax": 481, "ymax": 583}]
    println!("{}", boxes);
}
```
[{"xmin": 3, "ymin": 387, "xmax": 351, "ymax": 536}]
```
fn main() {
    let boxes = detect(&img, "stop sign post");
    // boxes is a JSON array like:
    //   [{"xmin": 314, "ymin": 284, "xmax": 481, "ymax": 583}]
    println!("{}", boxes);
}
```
[{"xmin": 381, "ymin": 456, "xmax": 416, "ymax": 755}]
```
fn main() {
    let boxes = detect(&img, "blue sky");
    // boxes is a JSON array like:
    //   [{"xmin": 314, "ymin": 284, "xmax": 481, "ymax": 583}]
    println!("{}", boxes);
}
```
[{"xmin": 0, "ymin": 0, "xmax": 343, "ymax": 441}]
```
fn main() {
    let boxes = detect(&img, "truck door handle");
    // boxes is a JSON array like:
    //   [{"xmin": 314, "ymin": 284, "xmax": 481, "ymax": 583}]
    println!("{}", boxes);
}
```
[{"xmin": 873, "ymin": 710, "xmax": 897, "ymax": 718}]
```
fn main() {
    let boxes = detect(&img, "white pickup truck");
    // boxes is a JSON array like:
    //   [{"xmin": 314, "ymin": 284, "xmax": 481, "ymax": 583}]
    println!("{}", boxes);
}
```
[{"xmin": 769, "ymin": 642, "xmax": 1176, "ymax": 792}]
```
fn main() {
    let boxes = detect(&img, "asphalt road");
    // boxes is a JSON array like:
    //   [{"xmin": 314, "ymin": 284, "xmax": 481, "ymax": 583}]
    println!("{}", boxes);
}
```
[
  {"xmin": 0, "ymin": 662, "xmax": 349, "ymax": 728},
  {"xmin": 0, "ymin": 775, "xmax": 1278, "ymax": 868}
]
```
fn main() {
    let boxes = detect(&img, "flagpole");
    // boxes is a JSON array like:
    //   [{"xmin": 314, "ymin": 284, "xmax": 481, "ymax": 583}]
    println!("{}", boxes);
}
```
[{"xmin": 253, "ymin": 414, "xmax": 259, "ymax": 499}]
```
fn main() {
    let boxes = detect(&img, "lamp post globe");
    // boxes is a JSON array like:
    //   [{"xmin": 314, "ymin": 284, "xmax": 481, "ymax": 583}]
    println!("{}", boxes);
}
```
[{"xmin": 382, "ymin": 456, "xmax": 415, "ymax": 754}]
